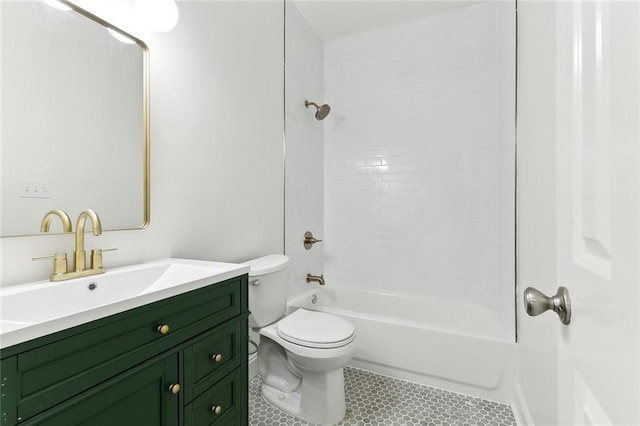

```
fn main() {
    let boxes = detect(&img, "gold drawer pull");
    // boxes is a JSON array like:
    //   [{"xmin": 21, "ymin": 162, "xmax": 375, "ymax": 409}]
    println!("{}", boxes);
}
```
[
  {"xmin": 212, "ymin": 353, "xmax": 223, "ymax": 363},
  {"xmin": 211, "ymin": 405, "xmax": 222, "ymax": 415},
  {"xmin": 157, "ymin": 324, "xmax": 170, "ymax": 335},
  {"xmin": 169, "ymin": 383, "xmax": 181, "ymax": 394}
]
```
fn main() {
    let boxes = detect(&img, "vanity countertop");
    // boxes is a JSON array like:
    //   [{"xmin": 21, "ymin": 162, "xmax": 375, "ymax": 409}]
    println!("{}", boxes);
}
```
[{"xmin": 0, "ymin": 258, "xmax": 249, "ymax": 349}]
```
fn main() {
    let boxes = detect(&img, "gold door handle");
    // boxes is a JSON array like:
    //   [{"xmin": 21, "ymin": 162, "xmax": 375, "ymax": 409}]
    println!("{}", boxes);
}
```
[
  {"xmin": 211, "ymin": 405, "xmax": 222, "ymax": 415},
  {"xmin": 169, "ymin": 383, "xmax": 181, "ymax": 394},
  {"xmin": 157, "ymin": 324, "xmax": 170, "ymax": 335},
  {"xmin": 212, "ymin": 354, "xmax": 222, "ymax": 363}
]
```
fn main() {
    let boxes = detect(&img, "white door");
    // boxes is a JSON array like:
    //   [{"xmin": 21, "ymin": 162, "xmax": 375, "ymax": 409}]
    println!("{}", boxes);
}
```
[{"xmin": 555, "ymin": 0, "xmax": 640, "ymax": 424}]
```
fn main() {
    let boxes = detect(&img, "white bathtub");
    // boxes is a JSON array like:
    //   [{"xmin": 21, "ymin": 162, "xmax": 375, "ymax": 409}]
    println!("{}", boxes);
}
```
[{"xmin": 287, "ymin": 287, "xmax": 516, "ymax": 403}]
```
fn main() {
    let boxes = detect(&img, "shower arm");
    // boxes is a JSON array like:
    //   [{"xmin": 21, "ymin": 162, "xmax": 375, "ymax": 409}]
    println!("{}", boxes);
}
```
[{"xmin": 305, "ymin": 100, "xmax": 320, "ymax": 109}]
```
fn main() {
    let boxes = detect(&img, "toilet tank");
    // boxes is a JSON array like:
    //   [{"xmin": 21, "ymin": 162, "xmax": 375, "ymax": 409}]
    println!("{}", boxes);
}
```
[{"xmin": 244, "ymin": 254, "xmax": 290, "ymax": 328}]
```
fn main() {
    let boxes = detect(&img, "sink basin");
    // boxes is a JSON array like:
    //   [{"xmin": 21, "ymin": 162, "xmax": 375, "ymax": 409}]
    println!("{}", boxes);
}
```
[{"xmin": 0, "ymin": 258, "xmax": 249, "ymax": 349}]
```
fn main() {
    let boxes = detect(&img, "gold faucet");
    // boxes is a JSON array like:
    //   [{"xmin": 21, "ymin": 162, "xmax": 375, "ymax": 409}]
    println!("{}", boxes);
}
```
[
  {"xmin": 73, "ymin": 209, "xmax": 102, "ymax": 272},
  {"xmin": 40, "ymin": 209, "xmax": 73, "ymax": 233},
  {"xmin": 34, "ymin": 209, "xmax": 112, "ymax": 281},
  {"xmin": 306, "ymin": 273, "xmax": 325, "ymax": 286}
]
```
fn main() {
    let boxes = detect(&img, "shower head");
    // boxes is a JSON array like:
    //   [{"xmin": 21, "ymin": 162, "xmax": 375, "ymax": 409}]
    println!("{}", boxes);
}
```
[{"xmin": 305, "ymin": 100, "xmax": 331, "ymax": 121}]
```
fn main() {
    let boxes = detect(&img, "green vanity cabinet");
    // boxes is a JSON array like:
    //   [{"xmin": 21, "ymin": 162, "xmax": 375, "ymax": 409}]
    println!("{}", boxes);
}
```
[{"xmin": 0, "ymin": 275, "xmax": 249, "ymax": 426}]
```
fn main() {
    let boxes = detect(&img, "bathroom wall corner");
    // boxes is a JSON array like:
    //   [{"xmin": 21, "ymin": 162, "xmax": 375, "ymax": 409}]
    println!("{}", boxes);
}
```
[{"xmin": 284, "ymin": 2, "xmax": 325, "ymax": 300}]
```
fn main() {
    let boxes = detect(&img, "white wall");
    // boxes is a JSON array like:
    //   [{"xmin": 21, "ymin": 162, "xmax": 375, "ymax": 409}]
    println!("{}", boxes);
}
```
[
  {"xmin": 284, "ymin": 2, "xmax": 325, "ymax": 299},
  {"xmin": 0, "ymin": 1, "xmax": 284, "ymax": 287},
  {"xmin": 323, "ymin": 2, "xmax": 515, "ymax": 336},
  {"xmin": 513, "ymin": 2, "xmax": 558, "ymax": 424}
]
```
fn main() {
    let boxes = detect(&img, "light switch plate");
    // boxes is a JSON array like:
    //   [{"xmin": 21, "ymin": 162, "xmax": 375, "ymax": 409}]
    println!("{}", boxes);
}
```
[{"xmin": 20, "ymin": 181, "xmax": 51, "ymax": 198}]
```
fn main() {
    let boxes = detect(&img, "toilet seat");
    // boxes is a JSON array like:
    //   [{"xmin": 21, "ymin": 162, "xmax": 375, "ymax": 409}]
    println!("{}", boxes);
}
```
[{"xmin": 276, "ymin": 309, "xmax": 355, "ymax": 349}]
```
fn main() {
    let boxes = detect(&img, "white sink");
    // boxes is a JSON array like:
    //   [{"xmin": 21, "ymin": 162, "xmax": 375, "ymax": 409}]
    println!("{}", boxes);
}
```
[{"xmin": 0, "ymin": 258, "xmax": 249, "ymax": 349}]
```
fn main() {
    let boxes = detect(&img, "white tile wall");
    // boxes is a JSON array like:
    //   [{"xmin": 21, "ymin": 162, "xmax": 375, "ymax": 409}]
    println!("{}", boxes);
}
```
[
  {"xmin": 284, "ymin": 3, "xmax": 325, "ymax": 299},
  {"xmin": 323, "ymin": 2, "xmax": 515, "ymax": 334}
]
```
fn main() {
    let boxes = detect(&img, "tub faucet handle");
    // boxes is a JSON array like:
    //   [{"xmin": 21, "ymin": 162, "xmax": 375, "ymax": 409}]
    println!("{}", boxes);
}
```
[{"xmin": 303, "ymin": 231, "xmax": 323, "ymax": 250}]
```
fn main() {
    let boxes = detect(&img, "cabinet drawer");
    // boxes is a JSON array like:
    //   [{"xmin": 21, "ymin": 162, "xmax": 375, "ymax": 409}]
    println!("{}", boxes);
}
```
[
  {"xmin": 184, "ymin": 368, "xmax": 243, "ymax": 426},
  {"xmin": 184, "ymin": 317, "xmax": 246, "ymax": 403},
  {"xmin": 9, "ymin": 278, "xmax": 242, "ymax": 423}
]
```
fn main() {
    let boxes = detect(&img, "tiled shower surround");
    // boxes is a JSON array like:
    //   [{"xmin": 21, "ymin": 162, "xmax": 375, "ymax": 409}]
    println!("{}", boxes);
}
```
[
  {"xmin": 322, "ymin": 2, "xmax": 516, "ymax": 333},
  {"xmin": 249, "ymin": 367, "xmax": 516, "ymax": 425}
]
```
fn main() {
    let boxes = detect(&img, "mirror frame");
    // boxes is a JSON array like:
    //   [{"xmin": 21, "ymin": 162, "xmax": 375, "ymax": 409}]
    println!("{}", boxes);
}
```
[{"xmin": 2, "ymin": 0, "xmax": 150, "ymax": 238}]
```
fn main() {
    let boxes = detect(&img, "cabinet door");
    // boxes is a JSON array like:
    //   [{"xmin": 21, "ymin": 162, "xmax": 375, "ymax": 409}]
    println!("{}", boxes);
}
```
[{"xmin": 22, "ymin": 354, "xmax": 179, "ymax": 426}]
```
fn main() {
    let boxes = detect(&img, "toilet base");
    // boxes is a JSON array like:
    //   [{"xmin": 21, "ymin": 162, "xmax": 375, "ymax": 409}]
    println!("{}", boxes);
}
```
[
  {"xmin": 261, "ymin": 368, "xmax": 346, "ymax": 426},
  {"xmin": 261, "ymin": 382, "xmax": 303, "ymax": 417}
]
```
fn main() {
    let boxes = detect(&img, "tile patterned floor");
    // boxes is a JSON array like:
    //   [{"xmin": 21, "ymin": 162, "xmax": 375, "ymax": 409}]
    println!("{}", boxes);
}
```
[{"xmin": 249, "ymin": 367, "xmax": 516, "ymax": 426}]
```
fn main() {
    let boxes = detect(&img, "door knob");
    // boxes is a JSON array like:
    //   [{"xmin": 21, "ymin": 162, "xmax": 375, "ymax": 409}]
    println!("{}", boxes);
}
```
[{"xmin": 523, "ymin": 286, "xmax": 571, "ymax": 324}]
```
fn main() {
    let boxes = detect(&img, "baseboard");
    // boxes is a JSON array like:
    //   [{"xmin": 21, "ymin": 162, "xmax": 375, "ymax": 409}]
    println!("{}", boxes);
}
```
[{"xmin": 512, "ymin": 384, "xmax": 535, "ymax": 426}]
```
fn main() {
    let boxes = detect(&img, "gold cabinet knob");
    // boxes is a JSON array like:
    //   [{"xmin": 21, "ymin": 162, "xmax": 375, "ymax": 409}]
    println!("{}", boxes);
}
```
[
  {"xmin": 211, "ymin": 405, "xmax": 222, "ymax": 415},
  {"xmin": 168, "ymin": 383, "xmax": 181, "ymax": 394},
  {"xmin": 157, "ymin": 324, "xmax": 170, "ymax": 335},
  {"xmin": 212, "ymin": 353, "xmax": 222, "ymax": 363}
]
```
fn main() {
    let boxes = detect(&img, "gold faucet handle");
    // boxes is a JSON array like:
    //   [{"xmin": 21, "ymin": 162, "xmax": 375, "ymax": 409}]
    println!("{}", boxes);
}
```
[
  {"xmin": 33, "ymin": 252, "xmax": 68, "ymax": 276},
  {"xmin": 90, "ymin": 248, "xmax": 117, "ymax": 270}
]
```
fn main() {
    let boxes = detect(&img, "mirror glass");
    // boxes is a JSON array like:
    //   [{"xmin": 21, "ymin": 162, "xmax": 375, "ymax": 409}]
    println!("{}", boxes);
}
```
[{"xmin": 0, "ymin": 0, "xmax": 149, "ymax": 237}]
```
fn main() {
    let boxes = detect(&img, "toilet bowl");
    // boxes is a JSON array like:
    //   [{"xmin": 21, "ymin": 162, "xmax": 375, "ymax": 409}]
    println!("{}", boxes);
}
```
[{"xmin": 245, "ymin": 255, "xmax": 356, "ymax": 426}]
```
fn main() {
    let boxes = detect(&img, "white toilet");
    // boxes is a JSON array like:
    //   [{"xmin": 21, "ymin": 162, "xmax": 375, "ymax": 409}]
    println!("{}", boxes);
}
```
[{"xmin": 245, "ymin": 254, "xmax": 356, "ymax": 426}]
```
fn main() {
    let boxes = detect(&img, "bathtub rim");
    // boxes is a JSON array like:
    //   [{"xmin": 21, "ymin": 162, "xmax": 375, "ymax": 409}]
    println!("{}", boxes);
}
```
[{"xmin": 287, "ymin": 286, "xmax": 515, "ymax": 344}]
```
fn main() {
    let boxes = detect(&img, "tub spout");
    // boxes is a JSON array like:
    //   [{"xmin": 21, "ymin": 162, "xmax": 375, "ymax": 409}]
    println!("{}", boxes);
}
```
[{"xmin": 306, "ymin": 273, "xmax": 325, "ymax": 286}]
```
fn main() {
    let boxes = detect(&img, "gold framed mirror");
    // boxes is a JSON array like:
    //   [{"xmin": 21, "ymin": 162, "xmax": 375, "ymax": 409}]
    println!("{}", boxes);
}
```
[{"xmin": 0, "ymin": 0, "xmax": 149, "ymax": 237}]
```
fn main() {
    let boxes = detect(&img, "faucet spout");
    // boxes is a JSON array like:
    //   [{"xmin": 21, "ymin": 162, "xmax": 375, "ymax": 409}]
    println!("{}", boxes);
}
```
[
  {"xmin": 306, "ymin": 273, "xmax": 325, "ymax": 286},
  {"xmin": 40, "ymin": 209, "xmax": 72, "ymax": 233},
  {"xmin": 73, "ymin": 209, "xmax": 102, "ymax": 271}
]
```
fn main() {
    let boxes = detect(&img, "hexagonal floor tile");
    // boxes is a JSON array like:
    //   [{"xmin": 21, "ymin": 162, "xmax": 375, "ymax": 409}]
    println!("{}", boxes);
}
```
[{"xmin": 249, "ymin": 367, "xmax": 516, "ymax": 426}]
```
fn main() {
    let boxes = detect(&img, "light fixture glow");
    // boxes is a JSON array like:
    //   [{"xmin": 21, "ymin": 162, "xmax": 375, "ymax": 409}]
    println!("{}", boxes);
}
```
[
  {"xmin": 46, "ymin": 0, "xmax": 178, "ymax": 39},
  {"xmin": 135, "ymin": 0, "xmax": 179, "ymax": 32},
  {"xmin": 42, "ymin": 0, "xmax": 72, "ymax": 11}
]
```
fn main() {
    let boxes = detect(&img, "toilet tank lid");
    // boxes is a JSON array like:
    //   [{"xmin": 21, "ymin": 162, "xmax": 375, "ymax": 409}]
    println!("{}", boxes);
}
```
[{"xmin": 244, "ymin": 254, "xmax": 290, "ymax": 276}]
